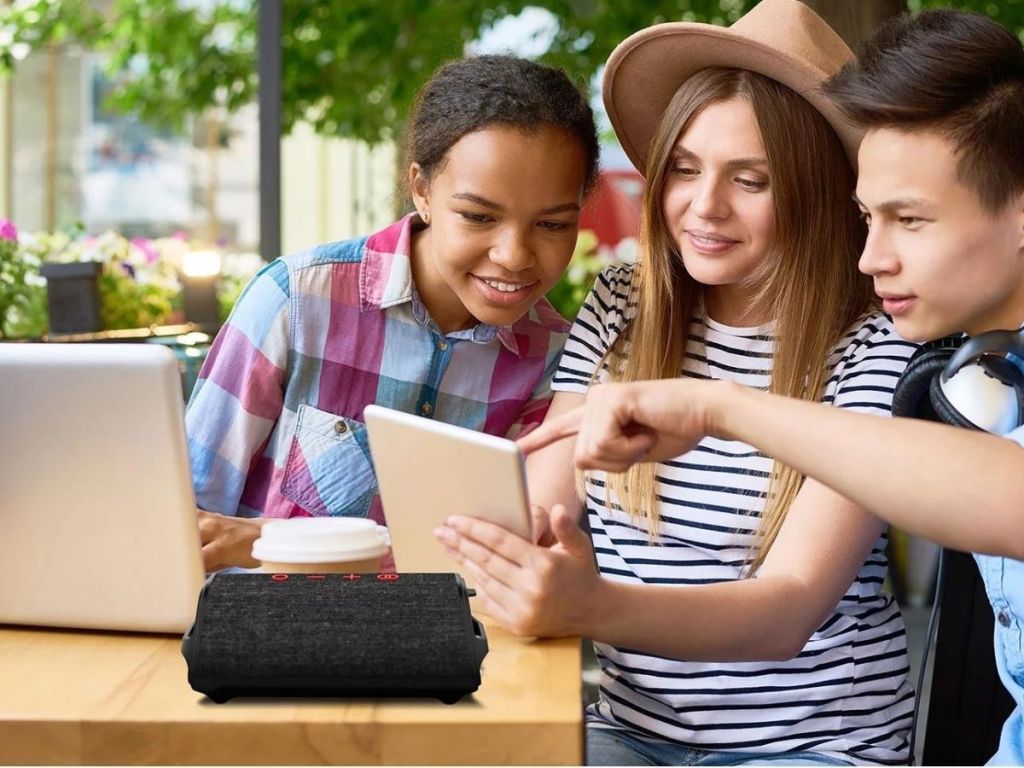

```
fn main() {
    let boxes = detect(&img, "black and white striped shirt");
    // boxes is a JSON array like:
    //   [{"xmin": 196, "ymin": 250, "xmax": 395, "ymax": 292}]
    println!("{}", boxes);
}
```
[{"xmin": 553, "ymin": 265, "xmax": 920, "ymax": 765}]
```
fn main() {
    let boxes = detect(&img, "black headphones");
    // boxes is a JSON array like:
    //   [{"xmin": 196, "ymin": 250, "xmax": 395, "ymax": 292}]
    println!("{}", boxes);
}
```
[{"xmin": 892, "ymin": 329, "xmax": 1024, "ymax": 433}]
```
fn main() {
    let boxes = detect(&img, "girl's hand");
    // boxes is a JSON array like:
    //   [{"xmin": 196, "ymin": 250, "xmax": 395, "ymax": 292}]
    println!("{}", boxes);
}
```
[
  {"xmin": 435, "ymin": 504, "xmax": 600, "ymax": 637},
  {"xmin": 530, "ymin": 504, "xmax": 558, "ymax": 547},
  {"xmin": 197, "ymin": 510, "xmax": 269, "ymax": 571},
  {"xmin": 518, "ymin": 380, "xmax": 723, "ymax": 471}
]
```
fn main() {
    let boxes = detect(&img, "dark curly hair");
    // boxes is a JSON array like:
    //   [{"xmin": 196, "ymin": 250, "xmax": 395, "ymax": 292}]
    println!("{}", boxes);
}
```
[
  {"xmin": 405, "ymin": 55, "xmax": 599, "ymax": 194},
  {"xmin": 825, "ymin": 9, "xmax": 1024, "ymax": 214}
]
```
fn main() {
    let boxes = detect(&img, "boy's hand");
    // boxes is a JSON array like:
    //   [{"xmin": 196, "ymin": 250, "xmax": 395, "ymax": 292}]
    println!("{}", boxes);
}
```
[{"xmin": 519, "ymin": 380, "xmax": 722, "ymax": 470}]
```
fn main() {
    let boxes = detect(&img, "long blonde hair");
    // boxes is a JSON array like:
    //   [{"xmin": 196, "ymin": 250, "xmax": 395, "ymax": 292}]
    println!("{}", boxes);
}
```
[{"xmin": 593, "ymin": 68, "xmax": 874, "ymax": 574}]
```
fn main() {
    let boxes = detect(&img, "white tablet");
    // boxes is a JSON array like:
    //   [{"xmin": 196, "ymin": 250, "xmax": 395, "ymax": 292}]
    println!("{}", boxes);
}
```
[{"xmin": 363, "ymin": 404, "xmax": 532, "ymax": 577}]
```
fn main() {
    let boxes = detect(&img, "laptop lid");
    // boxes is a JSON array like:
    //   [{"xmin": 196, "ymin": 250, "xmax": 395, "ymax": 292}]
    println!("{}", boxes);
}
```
[{"xmin": 0, "ymin": 344, "xmax": 205, "ymax": 633}]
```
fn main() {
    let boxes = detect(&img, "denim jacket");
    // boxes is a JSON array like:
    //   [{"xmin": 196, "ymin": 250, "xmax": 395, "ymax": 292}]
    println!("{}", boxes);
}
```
[{"xmin": 983, "ymin": 423, "xmax": 1024, "ymax": 765}]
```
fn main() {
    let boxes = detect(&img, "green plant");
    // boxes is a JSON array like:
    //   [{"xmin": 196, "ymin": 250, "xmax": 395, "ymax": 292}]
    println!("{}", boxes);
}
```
[
  {"xmin": 0, "ymin": 220, "xmax": 48, "ymax": 339},
  {"xmin": 0, "ymin": 0, "xmax": 753, "ymax": 145},
  {"xmin": 4, "ymin": 283, "xmax": 48, "ymax": 338},
  {"xmin": 216, "ymin": 251, "xmax": 264, "ymax": 322},
  {"xmin": 0, "ymin": 220, "xmax": 265, "ymax": 337},
  {"xmin": 545, "ymin": 230, "xmax": 615, "ymax": 320},
  {"xmin": 98, "ymin": 269, "xmax": 179, "ymax": 329},
  {"xmin": 19, "ymin": 228, "xmax": 185, "ymax": 333},
  {"xmin": 217, "ymin": 274, "xmax": 247, "ymax": 323}
]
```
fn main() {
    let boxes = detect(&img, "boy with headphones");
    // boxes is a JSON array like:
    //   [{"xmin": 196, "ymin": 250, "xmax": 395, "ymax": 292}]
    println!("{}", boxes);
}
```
[{"xmin": 518, "ymin": 8, "xmax": 1024, "ymax": 764}]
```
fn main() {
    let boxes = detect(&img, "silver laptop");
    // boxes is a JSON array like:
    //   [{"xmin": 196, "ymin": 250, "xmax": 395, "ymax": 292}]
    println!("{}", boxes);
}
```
[{"xmin": 0, "ymin": 343, "xmax": 205, "ymax": 633}]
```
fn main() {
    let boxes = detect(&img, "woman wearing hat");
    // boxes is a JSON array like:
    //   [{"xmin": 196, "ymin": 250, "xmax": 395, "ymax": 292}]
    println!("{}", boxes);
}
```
[{"xmin": 436, "ymin": 0, "xmax": 920, "ymax": 764}]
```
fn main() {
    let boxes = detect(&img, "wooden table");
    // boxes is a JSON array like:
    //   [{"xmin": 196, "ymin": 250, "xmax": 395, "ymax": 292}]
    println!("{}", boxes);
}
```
[{"xmin": 0, "ymin": 619, "xmax": 583, "ymax": 765}]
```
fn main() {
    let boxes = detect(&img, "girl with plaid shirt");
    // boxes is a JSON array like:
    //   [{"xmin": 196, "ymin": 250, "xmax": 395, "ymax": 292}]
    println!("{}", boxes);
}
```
[{"xmin": 186, "ymin": 55, "xmax": 599, "ymax": 572}]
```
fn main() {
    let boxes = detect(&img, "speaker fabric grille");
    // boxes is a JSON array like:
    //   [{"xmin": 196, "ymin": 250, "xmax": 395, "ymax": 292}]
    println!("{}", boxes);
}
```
[{"xmin": 184, "ymin": 573, "xmax": 484, "ymax": 698}]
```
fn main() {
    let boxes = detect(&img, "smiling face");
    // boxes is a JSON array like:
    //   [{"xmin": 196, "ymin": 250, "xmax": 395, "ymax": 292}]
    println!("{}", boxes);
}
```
[
  {"xmin": 408, "ymin": 124, "xmax": 587, "ymax": 333},
  {"xmin": 856, "ymin": 128, "xmax": 1024, "ymax": 341},
  {"xmin": 661, "ymin": 97, "xmax": 776, "ymax": 326}
]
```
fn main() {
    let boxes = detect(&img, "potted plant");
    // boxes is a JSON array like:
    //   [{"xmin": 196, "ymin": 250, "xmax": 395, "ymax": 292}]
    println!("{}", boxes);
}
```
[
  {"xmin": 21, "ymin": 228, "xmax": 184, "ymax": 335},
  {"xmin": 0, "ymin": 220, "xmax": 48, "ymax": 340},
  {"xmin": 1, "ymin": 221, "xmax": 263, "ymax": 339}
]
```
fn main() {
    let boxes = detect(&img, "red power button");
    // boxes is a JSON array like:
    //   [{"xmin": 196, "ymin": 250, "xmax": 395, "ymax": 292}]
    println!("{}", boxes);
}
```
[{"xmin": 376, "ymin": 573, "xmax": 400, "ymax": 581}]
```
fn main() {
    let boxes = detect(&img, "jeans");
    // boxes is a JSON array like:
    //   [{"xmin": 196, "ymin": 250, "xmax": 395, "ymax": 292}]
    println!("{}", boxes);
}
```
[{"xmin": 587, "ymin": 726, "xmax": 855, "ymax": 766}]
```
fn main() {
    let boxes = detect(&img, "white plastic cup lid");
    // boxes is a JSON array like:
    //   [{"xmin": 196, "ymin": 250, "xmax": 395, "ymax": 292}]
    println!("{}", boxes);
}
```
[{"xmin": 251, "ymin": 518, "xmax": 390, "ymax": 564}]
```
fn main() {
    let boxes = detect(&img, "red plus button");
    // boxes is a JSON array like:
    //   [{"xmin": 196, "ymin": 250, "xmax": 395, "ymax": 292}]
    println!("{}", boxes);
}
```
[
  {"xmin": 342, "ymin": 574, "xmax": 361, "ymax": 581},
  {"xmin": 377, "ymin": 573, "xmax": 399, "ymax": 581}
]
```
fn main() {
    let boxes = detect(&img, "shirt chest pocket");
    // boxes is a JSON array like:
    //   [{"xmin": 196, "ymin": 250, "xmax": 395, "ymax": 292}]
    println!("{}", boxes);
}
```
[
  {"xmin": 281, "ymin": 404, "xmax": 378, "ymax": 518},
  {"xmin": 979, "ymin": 554, "xmax": 1024, "ymax": 684}
]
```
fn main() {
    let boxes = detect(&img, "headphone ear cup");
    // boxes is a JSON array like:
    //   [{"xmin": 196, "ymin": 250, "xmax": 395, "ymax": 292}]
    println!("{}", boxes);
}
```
[
  {"xmin": 982, "ymin": 356, "xmax": 1024, "ymax": 431},
  {"xmin": 928, "ymin": 373, "xmax": 983, "ymax": 430},
  {"xmin": 892, "ymin": 350, "xmax": 952, "ymax": 420}
]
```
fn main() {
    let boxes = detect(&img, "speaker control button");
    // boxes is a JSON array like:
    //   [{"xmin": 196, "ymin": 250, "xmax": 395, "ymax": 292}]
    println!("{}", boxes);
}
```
[
  {"xmin": 377, "ymin": 573, "xmax": 400, "ymax": 581},
  {"xmin": 342, "ymin": 574, "xmax": 361, "ymax": 581},
  {"xmin": 271, "ymin": 573, "xmax": 289, "ymax": 581}
]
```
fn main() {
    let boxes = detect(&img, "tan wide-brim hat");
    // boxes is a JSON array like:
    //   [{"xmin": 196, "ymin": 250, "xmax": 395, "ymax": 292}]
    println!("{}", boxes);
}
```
[{"xmin": 603, "ymin": 0, "xmax": 863, "ymax": 174}]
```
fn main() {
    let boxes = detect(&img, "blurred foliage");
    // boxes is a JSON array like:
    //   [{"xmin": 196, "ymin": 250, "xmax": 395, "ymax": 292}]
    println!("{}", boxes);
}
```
[
  {"xmin": 0, "ymin": 0, "xmax": 252, "ymax": 133},
  {"xmin": 912, "ymin": 0, "xmax": 1024, "ymax": 30},
  {"xmin": 0, "ymin": 221, "xmax": 43, "ymax": 339},
  {"xmin": 217, "ymin": 273, "xmax": 248, "ymax": 322},
  {"xmin": 0, "ymin": 220, "xmax": 265, "ymax": 338},
  {"xmin": 96, "ymin": 268, "xmax": 179, "ymax": 329},
  {"xmin": 2, "ymin": 0, "xmax": 1022, "ymax": 144},
  {"xmin": 0, "ymin": 0, "xmax": 754, "ymax": 142},
  {"xmin": 14, "ymin": 228, "xmax": 186, "ymax": 335},
  {"xmin": 4, "ymin": 282, "xmax": 49, "ymax": 338},
  {"xmin": 546, "ymin": 229, "xmax": 614, "ymax": 319}
]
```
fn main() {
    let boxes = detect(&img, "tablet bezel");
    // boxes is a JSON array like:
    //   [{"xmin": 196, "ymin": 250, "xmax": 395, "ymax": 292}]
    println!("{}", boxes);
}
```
[{"xmin": 364, "ymin": 404, "xmax": 532, "ymax": 577}]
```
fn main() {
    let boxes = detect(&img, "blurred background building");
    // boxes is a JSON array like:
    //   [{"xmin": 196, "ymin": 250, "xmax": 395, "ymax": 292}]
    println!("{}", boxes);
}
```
[
  {"xmin": 8, "ymin": 1, "xmax": 1016, "ymax": 260},
  {"xmin": 1, "ymin": 45, "xmax": 395, "ymax": 255}
]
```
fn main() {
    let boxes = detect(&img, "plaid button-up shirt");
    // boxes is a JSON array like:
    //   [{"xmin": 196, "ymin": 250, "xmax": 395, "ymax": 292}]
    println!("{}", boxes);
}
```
[{"xmin": 186, "ymin": 214, "xmax": 569, "ymax": 529}]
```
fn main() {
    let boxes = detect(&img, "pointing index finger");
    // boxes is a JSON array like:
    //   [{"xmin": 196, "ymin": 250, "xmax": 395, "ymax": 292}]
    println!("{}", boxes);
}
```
[{"xmin": 516, "ymin": 407, "xmax": 584, "ymax": 455}]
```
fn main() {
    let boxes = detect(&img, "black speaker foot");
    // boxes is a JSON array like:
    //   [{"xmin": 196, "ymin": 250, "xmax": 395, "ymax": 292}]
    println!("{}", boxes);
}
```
[{"xmin": 439, "ymin": 695, "xmax": 461, "ymax": 705}]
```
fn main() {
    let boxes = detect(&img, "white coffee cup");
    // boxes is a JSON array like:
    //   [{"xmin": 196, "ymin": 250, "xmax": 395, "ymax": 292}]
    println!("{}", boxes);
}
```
[{"xmin": 251, "ymin": 518, "xmax": 391, "ymax": 574}]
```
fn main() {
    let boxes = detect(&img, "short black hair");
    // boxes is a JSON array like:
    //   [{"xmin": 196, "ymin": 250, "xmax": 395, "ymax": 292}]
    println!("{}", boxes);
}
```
[
  {"xmin": 825, "ymin": 9, "xmax": 1024, "ymax": 213},
  {"xmin": 405, "ymin": 55, "xmax": 599, "ymax": 193}
]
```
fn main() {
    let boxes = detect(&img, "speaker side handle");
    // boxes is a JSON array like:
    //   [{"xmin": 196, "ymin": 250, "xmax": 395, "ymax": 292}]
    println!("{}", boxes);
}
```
[
  {"xmin": 181, "ymin": 621, "xmax": 195, "ymax": 664},
  {"xmin": 472, "ymin": 617, "xmax": 489, "ymax": 666}
]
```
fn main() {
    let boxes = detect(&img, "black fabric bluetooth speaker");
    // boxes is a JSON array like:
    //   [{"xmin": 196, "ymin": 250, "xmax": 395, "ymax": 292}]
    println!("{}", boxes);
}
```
[{"xmin": 181, "ymin": 572, "xmax": 488, "ymax": 704}]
